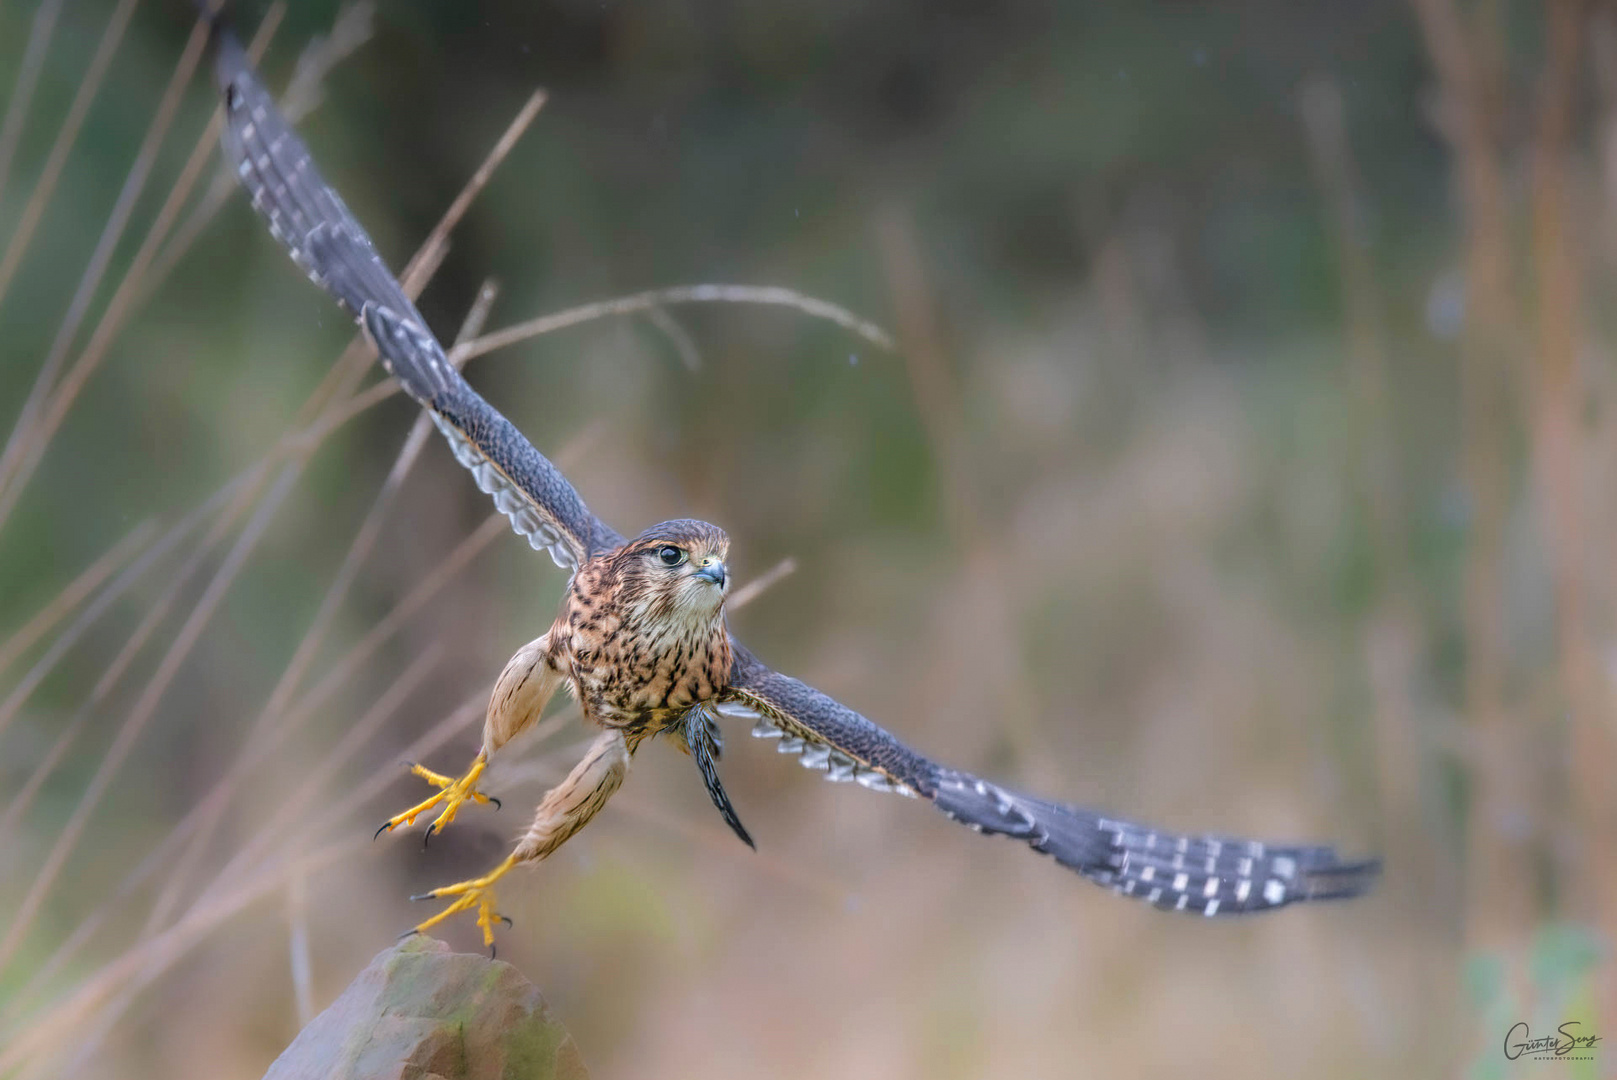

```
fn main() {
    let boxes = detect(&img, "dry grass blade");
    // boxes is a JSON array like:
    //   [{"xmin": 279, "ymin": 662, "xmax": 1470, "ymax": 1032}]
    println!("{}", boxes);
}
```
[
  {"xmin": 0, "ymin": 11, "xmax": 215, "ymax": 514},
  {"xmin": 283, "ymin": 280, "xmax": 898, "ymax": 444},
  {"xmin": 261, "ymin": 281, "xmax": 499, "ymax": 745},
  {"xmin": 39, "ymin": 685, "xmax": 511, "ymax": 1070},
  {"xmin": 727, "ymin": 556, "xmax": 797, "ymax": 610},
  {"xmin": 0, "ymin": 835, "xmax": 362, "ymax": 1075},
  {"xmin": 143, "ymin": 281, "xmax": 501, "ymax": 931},
  {"xmin": 4, "ymin": 555, "xmax": 799, "ymax": 1069},
  {"xmin": 287, "ymin": 870, "xmax": 314, "ymax": 1027},
  {"xmin": 0, "ymin": 465, "xmax": 308, "ymax": 974},
  {"xmin": 1, "ymin": 18, "xmax": 531, "ymax": 971},
  {"xmin": 0, "ymin": 5, "xmax": 287, "ymax": 535},
  {"xmin": 874, "ymin": 207, "xmax": 1040, "ymax": 763},
  {"xmin": 1529, "ymin": 0, "xmax": 1616, "ymax": 1015},
  {"xmin": 216, "ymin": 644, "xmax": 448, "ymax": 884},
  {"xmin": 280, "ymin": 1, "xmax": 376, "ymax": 123},
  {"xmin": 0, "ymin": 522, "xmax": 160, "ymax": 741},
  {"xmin": 3, "ymin": 16, "xmax": 897, "ymax": 1075},
  {"xmin": 0, "ymin": 482, "xmax": 247, "ymax": 851},
  {"xmin": 1, "ymin": 680, "xmax": 482, "ymax": 1040},
  {"xmin": 0, "ymin": 518, "xmax": 155, "ymax": 680},
  {"xmin": 0, "ymin": 0, "xmax": 66, "ymax": 210},
  {"xmin": 875, "ymin": 209, "xmax": 976, "ymax": 538},
  {"xmin": 645, "ymin": 305, "xmax": 703, "ymax": 371},
  {"xmin": 146, "ymin": 426, "xmax": 597, "ymax": 932},
  {"xmin": 454, "ymin": 283, "xmax": 896, "ymax": 365},
  {"xmin": 0, "ymin": 0, "xmax": 138, "ymax": 313},
  {"xmin": 400, "ymin": 91, "xmax": 546, "ymax": 292}
]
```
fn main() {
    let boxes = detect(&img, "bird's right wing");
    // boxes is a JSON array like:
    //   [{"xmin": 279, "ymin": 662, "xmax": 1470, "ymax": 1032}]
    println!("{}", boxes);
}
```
[
  {"xmin": 721, "ymin": 641, "xmax": 1380, "ymax": 916},
  {"xmin": 210, "ymin": 25, "xmax": 623, "ymax": 569}
]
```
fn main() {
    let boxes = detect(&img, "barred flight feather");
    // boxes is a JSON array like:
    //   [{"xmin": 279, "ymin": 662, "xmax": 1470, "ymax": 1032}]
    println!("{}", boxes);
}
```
[{"xmin": 213, "ymin": 28, "xmax": 620, "ymax": 573}]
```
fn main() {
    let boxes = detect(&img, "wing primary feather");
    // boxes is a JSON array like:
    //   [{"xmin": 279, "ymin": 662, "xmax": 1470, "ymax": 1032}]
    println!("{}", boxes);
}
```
[
  {"xmin": 211, "ymin": 25, "xmax": 622, "ymax": 569},
  {"xmin": 929, "ymin": 772, "xmax": 1380, "ymax": 914},
  {"xmin": 724, "ymin": 643, "xmax": 1379, "ymax": 915},
  {"xmin": 724, "ymin": 641, "xmax": 938, "ymax": 798}
]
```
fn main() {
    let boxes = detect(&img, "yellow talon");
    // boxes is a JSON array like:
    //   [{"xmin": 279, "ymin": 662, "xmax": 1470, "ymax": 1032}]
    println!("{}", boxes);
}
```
[
  {"xmin": 410, "ymin": 854, "xmax": 520, "ymax": 950},
  {"xmin": 376, "ymin": 751, "xmax": 494, "ymax": 839}
]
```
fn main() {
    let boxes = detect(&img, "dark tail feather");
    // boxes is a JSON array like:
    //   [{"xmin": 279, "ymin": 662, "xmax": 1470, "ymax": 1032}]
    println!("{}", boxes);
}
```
[
  {"xmin": 684, "ymin": 704, "xmax": 755, "ymax": 851},
  {"xmin": 929, "ymin": 770, "xmax": 1379, "ymax": 916}
]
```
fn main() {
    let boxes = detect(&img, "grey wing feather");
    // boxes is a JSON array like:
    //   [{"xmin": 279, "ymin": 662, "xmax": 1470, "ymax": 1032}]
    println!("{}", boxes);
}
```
[
  {"xmin": 928, "ymin": 773, "xmax": 1381, "ymax": 915},
  {"xmin": 724, "ymin": 642, "xmax": 1380, "ymax": 915},
  {"xmin": 212, "ymin": 28, "xmax": 623, "ymax": 569},
  {"xmin": 722, "ymin": 640, "xmax": 936, "ymax": 797}
]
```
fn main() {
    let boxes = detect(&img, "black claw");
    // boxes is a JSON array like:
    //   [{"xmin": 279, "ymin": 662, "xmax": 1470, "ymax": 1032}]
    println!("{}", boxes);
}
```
[
  {"xmin": 499, "ymin": 915, "xmax": 514, "ymax": 928},
  {"xmin": 374, "ymin": 821, "xmax": 392, "ymax": 842},
  {"xmin": 489, "ymin": 943, "xmax": 497, "ymax": 961},
  {"xmin": 423, "ymin": 823, "xmax": 436, "ymax": 849},
  {"xmin": 488, "ymin": 796, "xmax": 502, "ymax": 812},
  {"xmin": 402, "ymin": 760, "xmax": 417, "ymax": 770},
  {"xmin": 409, "ymin": 891, "xmax": 437, "ymax": 902},
  {"xmin": 397, "ymin": 928, "xmax": 421, "ymax": 942}
]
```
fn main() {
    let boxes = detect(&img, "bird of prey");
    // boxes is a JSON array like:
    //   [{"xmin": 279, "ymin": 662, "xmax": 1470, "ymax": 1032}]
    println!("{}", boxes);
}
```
[{"xmin": 207, "ymin": 21, "xmax": 1378, "ymax": 951}]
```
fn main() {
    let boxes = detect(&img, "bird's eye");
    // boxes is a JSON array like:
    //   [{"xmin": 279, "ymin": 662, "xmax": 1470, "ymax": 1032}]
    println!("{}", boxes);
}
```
[{"xmin": 657, "ymin": 545, "xmax": 686, "ymax": 567}]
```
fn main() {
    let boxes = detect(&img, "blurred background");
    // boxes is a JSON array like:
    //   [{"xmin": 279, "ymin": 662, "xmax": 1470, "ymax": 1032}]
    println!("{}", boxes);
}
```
[{"xmin": 0, "ymin": 1, "xmax": 1612, "ymax": 1077}]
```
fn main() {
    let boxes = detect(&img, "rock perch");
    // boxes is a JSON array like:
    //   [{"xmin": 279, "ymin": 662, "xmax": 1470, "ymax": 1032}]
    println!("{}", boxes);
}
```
[{"xmin": 261, "ymin": 936, "xmax": 588, "ymax": 1080}]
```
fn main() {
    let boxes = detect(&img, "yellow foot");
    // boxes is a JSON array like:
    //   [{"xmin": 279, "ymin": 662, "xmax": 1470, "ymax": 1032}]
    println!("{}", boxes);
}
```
[
  {"xmin": 406, "ymin": 853, "xmax": 519, "ymax": 956},
  {"xmin": 374, "ymin": 751, "xmax": 497, "ymax": 843}
]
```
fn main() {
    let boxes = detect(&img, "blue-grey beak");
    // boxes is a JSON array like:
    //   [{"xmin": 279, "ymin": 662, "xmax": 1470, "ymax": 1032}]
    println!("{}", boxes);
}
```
[{"xmin": 694, "ymin": 562, "xmax": 727, "ymax": 588}]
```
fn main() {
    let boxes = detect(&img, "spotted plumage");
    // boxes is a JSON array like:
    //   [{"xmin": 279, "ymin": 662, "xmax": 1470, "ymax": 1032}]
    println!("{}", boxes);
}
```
[
  {"xmin": 553, "ymin": 520, "xmax": 733, "ymax": 740},
  {"xmin": 206, "ymin": 13, "xmax": 1379, "ymax": 952}
]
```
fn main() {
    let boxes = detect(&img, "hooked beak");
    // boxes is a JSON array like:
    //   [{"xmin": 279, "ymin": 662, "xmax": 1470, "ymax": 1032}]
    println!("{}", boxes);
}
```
[{"xmin": 694, "ymin": 561, "xmax": 727, "ymax": 588}]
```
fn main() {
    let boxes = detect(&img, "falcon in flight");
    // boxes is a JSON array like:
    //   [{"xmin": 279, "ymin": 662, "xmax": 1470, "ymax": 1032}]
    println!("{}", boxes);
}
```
[{"xmin": 207, "ymin": 21, "xmax": 1378, "ymax": 950}]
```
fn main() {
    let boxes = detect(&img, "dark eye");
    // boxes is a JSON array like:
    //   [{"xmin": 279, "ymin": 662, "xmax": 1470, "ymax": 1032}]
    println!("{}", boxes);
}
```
[{"xmin": 657, "ymin": 545, "xmax": 685, "ymax": 567}]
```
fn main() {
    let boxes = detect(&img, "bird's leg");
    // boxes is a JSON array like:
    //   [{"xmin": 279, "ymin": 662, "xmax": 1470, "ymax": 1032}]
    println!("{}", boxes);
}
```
[
  {"xmin": 375, "ymin": 750, "xmax": 496, "ymax": 841},
  {"xmin": 408, "ymin": 728, "xmax": 631, "ymax": 951},
  {"xmin": 377, "ymin": 633, "xmax": 563, "ymax": 842}
]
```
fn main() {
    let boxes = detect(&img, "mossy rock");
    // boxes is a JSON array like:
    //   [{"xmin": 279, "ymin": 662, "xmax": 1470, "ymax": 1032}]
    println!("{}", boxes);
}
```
[{"xmin": 262, "ymin": 937, "xmax": 588, "ymax": 1080}]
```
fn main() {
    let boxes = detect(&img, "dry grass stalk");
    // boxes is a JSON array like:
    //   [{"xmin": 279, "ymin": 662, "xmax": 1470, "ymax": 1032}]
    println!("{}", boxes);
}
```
[
  {"xmin": 142, "ymin": 279, "xmax": 504, "ymax": 935},
  {"xmin": 1298, "ymin": 74, "xmax": 1459, "ymax": 1069},
  {"xmin": 1409, "ymin": 0, "xmax": 1535, "ymax": 976},
  {"xmin": 0, "ymin": 46, "xmax": 541, "ymax": 970},
  {"xmin": 1, "ymin": 10, "xmax": 216, "ymax": 514},
  {"xmin": 455, "ymin": 283, "xmax": 895, "ymax": 363},
  {"xmin": 0, "ymin": 0, "xmax": 67, "ymax": 209},
  {"xmin": 0, "ymin": 517, "xmax": 155, "ymax": 681},
  {"xmin": 0, "ymin": 0, "xmax": 139, "ymax": 313},
  {"xmin": 0, "ymin": 5, "xmax": 287, "ymax": 533},
  {"xmin": 1527, "ymin": 0, "xmax": 1617, "ymax": 1020},
  {"xmin": 0, "ymin": 4, "xmax": 905, "ymax": 1071}
]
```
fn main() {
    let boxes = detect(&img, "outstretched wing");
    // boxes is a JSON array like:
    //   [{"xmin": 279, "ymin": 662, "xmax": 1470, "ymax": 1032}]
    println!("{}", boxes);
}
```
[
  {"xmin": 722, "ymin": 642, "xmax": 1379, "ymax": 916},
  {"xmin": 210, "ymin": 26, "xmax": 622, "ymax": 569}
]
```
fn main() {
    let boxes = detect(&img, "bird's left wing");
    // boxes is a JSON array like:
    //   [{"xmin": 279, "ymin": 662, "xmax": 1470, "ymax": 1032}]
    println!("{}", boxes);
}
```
[
  {"xmin": 211, "ymin": 25, "xmax": 623, "ymax": 569},
  {"xmin": 721, "ymin": 641, "xmax": 1380, "ymax": 916}
]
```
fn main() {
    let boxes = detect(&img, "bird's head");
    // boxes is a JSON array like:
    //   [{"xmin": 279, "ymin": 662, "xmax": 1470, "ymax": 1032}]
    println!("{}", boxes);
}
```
[{"xmin": 611, "ymin": 518, "xmax": 731, "ymax": 626}]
